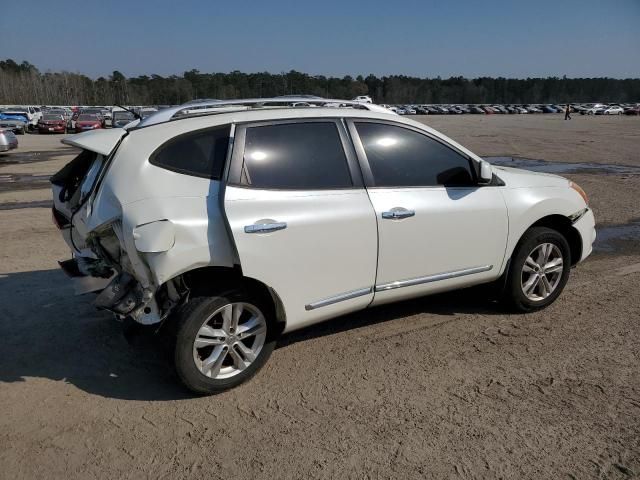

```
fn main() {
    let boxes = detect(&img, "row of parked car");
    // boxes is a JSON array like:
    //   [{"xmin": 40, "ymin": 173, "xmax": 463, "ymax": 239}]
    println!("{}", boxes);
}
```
[
  {"xmin": 380, "ymin": 103, "xmax": 640, "ymax": 115},
  {"xmin": 0, "ymin": 105, "xmax": 159, "ymax": 135},
  {"xmin": 1, "ymin": 100, "xmax": 639, "ymax": 136}
]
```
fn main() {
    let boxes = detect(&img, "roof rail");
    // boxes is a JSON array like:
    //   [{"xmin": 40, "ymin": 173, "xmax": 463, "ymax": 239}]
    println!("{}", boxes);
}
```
[{"xmin": 136, "ymin": 97, "xmax": 394, "ymax": 127}]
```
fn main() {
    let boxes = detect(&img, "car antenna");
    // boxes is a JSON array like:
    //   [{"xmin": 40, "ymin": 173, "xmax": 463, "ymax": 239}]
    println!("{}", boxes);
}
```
[{"xmin": 116, "ymin": 105, "xmax": 141, "ymax": 120}]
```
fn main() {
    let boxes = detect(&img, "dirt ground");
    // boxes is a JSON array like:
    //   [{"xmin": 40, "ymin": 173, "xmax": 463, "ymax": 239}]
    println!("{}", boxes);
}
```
[{"xmin": 1, "ymin": 115, "xmax": 639, "ymax": 479}]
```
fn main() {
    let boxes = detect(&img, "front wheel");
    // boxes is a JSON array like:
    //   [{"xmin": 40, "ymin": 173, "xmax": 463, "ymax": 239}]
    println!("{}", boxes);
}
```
[
  {"xmin": 503, "ymin": 227, "xmax": 571, "ymax": 312},
  {"xmin": 173, "ymin": 291, "xmax": 276, "ymax": 394}
]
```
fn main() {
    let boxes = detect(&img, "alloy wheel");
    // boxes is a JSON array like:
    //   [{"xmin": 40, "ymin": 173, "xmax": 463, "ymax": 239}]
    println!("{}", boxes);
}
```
[
  {"xmin": 192, "ymin": 302, "xmax": 267, "ymax": 380},
  {"xmin": 521, "ymin": 243, "xmax": 564, "ymax": 301}
]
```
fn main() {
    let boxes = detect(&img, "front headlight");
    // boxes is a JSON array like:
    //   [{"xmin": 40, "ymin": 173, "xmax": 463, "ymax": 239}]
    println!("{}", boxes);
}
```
[{"xmin": 569, "ymin": 181, "xmax": 589, "ymax": 206}]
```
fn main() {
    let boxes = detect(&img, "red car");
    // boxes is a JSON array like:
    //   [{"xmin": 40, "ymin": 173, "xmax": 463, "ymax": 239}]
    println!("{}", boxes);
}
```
[
  {"xmin": 74, "ymin": 114, "xmax": 103, "ymax": 133},
  {"xmin": 38, "ymin": 114, "xmax": 67, "ymax": 134},
  {"xmin": 624, "ymin": 106, "xmax": 640, "ymax": 115}
]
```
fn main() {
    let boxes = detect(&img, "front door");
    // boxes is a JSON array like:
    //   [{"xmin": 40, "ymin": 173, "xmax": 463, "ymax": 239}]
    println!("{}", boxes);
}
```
[{"xmin": 348, "ymin": 120, "xmax": 509, "ymax": 305}]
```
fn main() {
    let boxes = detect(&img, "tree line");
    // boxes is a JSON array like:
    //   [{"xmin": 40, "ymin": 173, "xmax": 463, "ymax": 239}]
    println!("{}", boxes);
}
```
[{"xmin": 1, "ymin": 58, "xmax": 639, "ymax": 106}]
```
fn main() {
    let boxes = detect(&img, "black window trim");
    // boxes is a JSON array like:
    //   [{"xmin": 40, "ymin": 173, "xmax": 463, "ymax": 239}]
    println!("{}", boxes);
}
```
[
  {"xmin": 227, "ymin": 118, "xmax": 364, "ymax": 191},
  {"xmin": 345, "ymin": 118, "xmax": 481, "ymax": 189},
  {"xmin": 148, "ymin": 124, "xmax": 232, "ymax": 180}
]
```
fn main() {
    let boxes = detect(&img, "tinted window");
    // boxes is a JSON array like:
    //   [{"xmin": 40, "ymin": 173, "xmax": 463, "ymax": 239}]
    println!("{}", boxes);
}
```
[
  {"xmin": 240, "ymin": 122, "xmax": 352, "ymax": 189},
  {"xmin": 150, "ymin": 125, "xmax": 230, "ymax": 179},
  {"xmin": 355, "ymin": 122, "xmax": 475, "ymax": 187}
]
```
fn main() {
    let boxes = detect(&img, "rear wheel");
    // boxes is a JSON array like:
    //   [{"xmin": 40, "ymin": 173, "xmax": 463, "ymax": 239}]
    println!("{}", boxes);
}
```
[
  {"xmin": 173, "ymin": 291, "xmax": 276, "ymax": 394},
  {"xmin": 503, "ymin": 227, "xmax": 571, "ymax": 312}
]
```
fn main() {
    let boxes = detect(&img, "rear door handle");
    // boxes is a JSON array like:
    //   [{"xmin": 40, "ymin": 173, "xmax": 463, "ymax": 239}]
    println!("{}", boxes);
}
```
[
  {"xmin": 382, "ymin": 208, "xmax": 415, "ymax": 220},
  {"xmin": 244, "ymin": 222, "xmax": 287, "ymax": 234}
]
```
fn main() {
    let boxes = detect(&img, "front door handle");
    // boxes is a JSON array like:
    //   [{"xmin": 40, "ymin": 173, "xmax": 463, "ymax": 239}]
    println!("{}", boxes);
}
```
[
  {"xmin": 244, "ymin": 222, "xmax": 287, "ymax": 234},
  {"xmin": 382, "ymin": 208, "xmax": 415, "ymax": 220}
]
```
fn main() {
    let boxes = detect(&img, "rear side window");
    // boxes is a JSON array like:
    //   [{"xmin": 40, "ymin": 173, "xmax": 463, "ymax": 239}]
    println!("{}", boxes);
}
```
[
  {"xmin": 240, "ymin": 122, "xmax": 352, "ymax": 189},
  {"xmin": 150, "ymin": 125, "xmax": 230, "ymax": 179},
  {"xmin": 355, "ymin": 122, "xmax": 475, "ymax": 187}
]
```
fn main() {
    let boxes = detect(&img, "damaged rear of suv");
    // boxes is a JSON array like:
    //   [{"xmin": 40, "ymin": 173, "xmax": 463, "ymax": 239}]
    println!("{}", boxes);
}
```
[
  {"xmin": 51, "ymin": 109, "xmax": 273, "ymax": 394},
  {"xmin": 51, "ymin": 122, "xmax": 236, "ymax": 325}
]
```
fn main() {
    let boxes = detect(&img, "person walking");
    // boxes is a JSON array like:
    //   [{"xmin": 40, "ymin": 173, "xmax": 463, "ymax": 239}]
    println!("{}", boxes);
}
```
[{"xmin": 564, "ymin": 104, "xmax": 572, "ymax": 120}]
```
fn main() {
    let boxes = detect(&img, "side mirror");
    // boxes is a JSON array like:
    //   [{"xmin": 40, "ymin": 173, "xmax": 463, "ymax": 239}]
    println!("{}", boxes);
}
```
[{"xmin": 478, "ymin": 161, "xmax": 493, "ymax": 184}]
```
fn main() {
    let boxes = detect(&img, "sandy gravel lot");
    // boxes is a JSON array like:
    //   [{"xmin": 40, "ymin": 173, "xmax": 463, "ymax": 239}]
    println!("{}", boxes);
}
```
[{"xmin": 1, "ymin": 115, "xmax": 639, "ymax": 479}]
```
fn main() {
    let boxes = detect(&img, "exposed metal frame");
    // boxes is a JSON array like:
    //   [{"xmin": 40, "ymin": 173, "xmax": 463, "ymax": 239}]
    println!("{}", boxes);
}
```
[{"xmin": 136, "ymin": 97, "xmax": 394, "ymax": 129}]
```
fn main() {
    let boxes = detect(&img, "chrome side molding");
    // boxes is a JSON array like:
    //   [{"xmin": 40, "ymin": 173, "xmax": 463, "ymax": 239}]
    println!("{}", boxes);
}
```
[
  {"xmin": 304, "ymin": 265, "xmax": 493, "ymax": 311},
  {"xmin": 305, "ymin": 287, "xmax": 372, "ymax": 311},
  {"xmin": 375, "ymin": 265, "xmax": 493, "ymax": 292}
]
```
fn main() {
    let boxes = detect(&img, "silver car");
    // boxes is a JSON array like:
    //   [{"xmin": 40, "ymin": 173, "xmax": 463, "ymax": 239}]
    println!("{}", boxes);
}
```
[{"xmin": 0, "ymin": 128, "xmax": 18, "ymax": 152}]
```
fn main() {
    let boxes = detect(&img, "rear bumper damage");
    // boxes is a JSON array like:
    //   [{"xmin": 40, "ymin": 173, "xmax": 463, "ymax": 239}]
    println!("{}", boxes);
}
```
[
  {"xmin": 59, "ymin": 257, "xmax": 165, "ymax": 324},
  {"xmin": 58, "ymin": 258, "xmax": 115, "ymax": 295}
]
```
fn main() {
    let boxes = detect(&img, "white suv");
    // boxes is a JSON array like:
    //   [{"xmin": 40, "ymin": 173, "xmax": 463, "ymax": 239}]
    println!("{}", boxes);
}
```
[{"xmin": 51, "ymin": 97, "xmax": 595, "ymax": 394}]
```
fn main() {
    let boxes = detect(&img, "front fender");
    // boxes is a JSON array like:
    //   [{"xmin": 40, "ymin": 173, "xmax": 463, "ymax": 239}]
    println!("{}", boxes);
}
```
[{"xmin": 501, "ymin": 186, "xmax": 587, "ymax": 272}]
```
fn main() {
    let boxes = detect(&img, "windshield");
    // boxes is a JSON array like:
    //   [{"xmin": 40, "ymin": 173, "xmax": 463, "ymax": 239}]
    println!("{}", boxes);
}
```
[
  {"xmin": 78, "ymin": 114, "xmax": 98, "ymax": 121},
  {"xmin": 43, "ymin": 114, "xmax": 63, "ymax": 121}
]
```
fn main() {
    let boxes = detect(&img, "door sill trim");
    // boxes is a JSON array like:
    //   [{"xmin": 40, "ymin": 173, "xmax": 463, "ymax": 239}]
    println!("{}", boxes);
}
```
[
  {"xmin": 305, "ymin": 287, "xmax": 372, "ymax": 311},
  {"xmin": 375, "ymin": 265, "xmax": 493, "ymax": 292}
]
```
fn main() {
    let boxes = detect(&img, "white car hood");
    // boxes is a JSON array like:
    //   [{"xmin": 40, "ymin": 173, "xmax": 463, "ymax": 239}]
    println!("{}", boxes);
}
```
[
  {"xmin": 62, "ymin": 129, "xmax": 127, "ymax": 156},
  {"xmin": 494, "ymin": 166, "xmax": 570, "ymax": 188}
]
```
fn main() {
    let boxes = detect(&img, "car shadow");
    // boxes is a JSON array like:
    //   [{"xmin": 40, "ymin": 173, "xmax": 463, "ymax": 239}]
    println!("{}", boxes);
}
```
[
  {"xmin": 0, "ymin": 269, "xmax": 191, "ymax": 401},
  {"xmin": 0, "ymin": 268, "xmax": 505, "ymax": 402},
  {"xmin": 278, "ymin": 285, "xmax": 504, "ymax": 348}
]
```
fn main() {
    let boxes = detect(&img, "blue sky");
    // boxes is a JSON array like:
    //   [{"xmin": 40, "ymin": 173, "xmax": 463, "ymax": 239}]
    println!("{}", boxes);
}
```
[{"xmin": 2, "ymin": 0, "xmax": 638, "ymax": 78}]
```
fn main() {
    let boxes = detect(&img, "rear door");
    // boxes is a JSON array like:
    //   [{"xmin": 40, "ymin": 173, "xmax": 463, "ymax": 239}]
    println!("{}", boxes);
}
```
[{"xmin": 224, "ymin": 119, "xmax": 378, "ymax": 332}]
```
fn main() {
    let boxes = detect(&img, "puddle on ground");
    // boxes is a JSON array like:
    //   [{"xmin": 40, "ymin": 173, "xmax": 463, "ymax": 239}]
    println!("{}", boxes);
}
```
[
  {"xmin": 0, "ymin": 148, "xmax": 77, "ymax": 166},
  {"xmin": 594, "ymin": 220, "xmax": 640, "ymax": 254},
  {"xmin": 485, "ymin": 156, "xmax": 640, "ymax": 176},
  {"xmin": 0, "ymin": 173, "xmax": 51, "ymax": 192}
]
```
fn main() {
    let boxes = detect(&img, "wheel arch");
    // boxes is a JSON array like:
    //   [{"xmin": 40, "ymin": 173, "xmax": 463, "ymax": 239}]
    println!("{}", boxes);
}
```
[
  {"xmin": 514, "ymin": 214, "xmax": 582, "ymax": 266},
  {"xmin": 177, "ymin": 265, "xmax": 287, "ymax": 334}
]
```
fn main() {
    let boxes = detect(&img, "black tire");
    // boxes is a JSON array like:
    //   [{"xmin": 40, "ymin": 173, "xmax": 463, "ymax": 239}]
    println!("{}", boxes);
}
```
[
  {"xmin": 503, "ymin": 227, "xmax": 571, "ymax": 312},
  {"xmin": 173, "ymin": 290, "xmax": 276, "ymax": 394}
]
